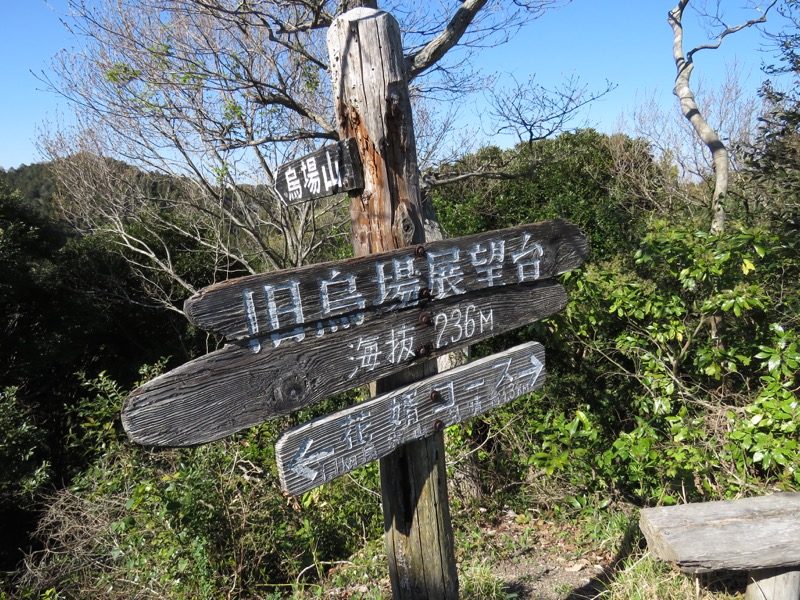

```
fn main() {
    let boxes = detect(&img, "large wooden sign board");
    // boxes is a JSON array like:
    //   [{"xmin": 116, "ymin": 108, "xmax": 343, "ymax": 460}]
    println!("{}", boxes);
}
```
[
  {"xmin": 276, "ymin": 341, "xmax": 545, "ymax": 495},
  {"xmin": 122, "ymin": 281, "xmax": 566, "ymax": 446},
  {"xmin": 274, "ymin": 138, "xmax": 363, "ymax": 203},
  {"xmin": 122, "ymin": 218, "xmax": 586, "ymax": 446},
  {"xmin": 185, "ymin": 218, "xmax": 587, "ymax": 342}
]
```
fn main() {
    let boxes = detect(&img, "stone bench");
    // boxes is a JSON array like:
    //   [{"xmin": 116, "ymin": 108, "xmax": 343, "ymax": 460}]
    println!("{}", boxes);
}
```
[{"xmin": 640, "ymin": 492, "xmax": 800, "ymax": 600}]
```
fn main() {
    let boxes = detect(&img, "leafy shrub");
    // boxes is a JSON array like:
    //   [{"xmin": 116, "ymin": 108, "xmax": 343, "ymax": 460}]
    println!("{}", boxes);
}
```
[
  {"xmin": 0, "ymin": 387, "xmax": 50, "ymax": 507},
  {"xmin": 16, "ymin": 369, "xmax": 382, "ymax": 599},
  {"xmin": 544, "ymin": 223, "xmax": 799, "ymax": 502}
]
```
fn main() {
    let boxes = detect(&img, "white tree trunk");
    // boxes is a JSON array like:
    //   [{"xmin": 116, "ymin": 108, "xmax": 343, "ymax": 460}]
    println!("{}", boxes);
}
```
[{"xmin": 670, "ymin": 0, "xmax": 728, "ymax": 234}]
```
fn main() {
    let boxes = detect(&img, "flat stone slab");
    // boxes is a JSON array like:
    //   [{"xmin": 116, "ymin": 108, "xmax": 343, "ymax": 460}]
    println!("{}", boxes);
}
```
[{"xmin": 640, "ymin": 492, "xmax": 800, "ymax": 573}]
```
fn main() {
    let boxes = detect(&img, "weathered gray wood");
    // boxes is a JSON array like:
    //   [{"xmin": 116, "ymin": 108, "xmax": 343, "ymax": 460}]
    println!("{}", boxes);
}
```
[
  {"xmin": 123, "ymin": 281, "xmax": 566, "ymax": 446},
  {"xmin": 183, "ymin": 217, "xmax": 588, "ymax": 342},
  {"xmin": 745, "ymin": 568, "xmax": 800, "ymax": 600},
  {"xmin": 640, "ymin": 493, "xmax": 800, "ymax": 573},
  {"xmin": 329, "ymin": 8, "xmax": 457, "ymax": 598},
  {"xmin": 274, "ymin": 138, "xmax": 363, "ymax": 203},
  {"xmin": 275, "ymin": 341, "xmax": 545, "ymax": 495}
]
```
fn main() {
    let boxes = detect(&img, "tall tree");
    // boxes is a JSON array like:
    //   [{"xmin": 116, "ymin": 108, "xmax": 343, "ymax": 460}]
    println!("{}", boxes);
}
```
[
  {"xmin": 668, "ymin": 0, "xmax": 776, "ymax": 233},
  {"xmin": 628, "ymin": 67, "xmax": 762, "ymax": 221}
]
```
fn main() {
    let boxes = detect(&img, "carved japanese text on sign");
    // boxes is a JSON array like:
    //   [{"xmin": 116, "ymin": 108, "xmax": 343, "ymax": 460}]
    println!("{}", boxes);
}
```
[
  {"xmin": 275, "ymin": 341, "xmax": 546, "ymax": 495},
  {"xmin": 122, "ymin": 282, "xmax": 566, "ymax": 447},
  {"xmin": 274, "ymin": 138, "xmax": 363, "ymax": 203},
  {"xmin": 185, "ymin": 218, "xmax": 589, "ymax": 344}
]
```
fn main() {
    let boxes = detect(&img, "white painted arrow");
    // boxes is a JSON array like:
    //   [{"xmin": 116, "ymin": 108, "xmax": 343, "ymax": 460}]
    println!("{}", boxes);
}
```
[
  {"xmin": 275, "ymin": 341, "xmax": 547, "ymax": 495},
  {"xmin": 518, "ymin": 353, "xmax": 544, "ymax": 387},
  {"xmin": 289, "ymin": 438, "xmax": 335, "ymax": 481}
]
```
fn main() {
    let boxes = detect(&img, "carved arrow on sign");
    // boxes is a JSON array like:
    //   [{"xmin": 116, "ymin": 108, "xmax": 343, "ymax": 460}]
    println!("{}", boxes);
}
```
[
  {"xmin": 275, "ymin": 341, "xmax": 546, "ymax": 495},
  {"xmin": 288, "ymin": 439, "xmax": 336, "ymax": 481}
]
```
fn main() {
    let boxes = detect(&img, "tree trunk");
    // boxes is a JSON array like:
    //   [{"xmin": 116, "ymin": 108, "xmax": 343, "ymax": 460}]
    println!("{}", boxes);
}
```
[
  {"xmin": 669, "ymin": 0, "xmax": 728, "ymax": 234},
  {"xmin": 327, "ymin": 8, "xmax": 458, "ymax": 598}
]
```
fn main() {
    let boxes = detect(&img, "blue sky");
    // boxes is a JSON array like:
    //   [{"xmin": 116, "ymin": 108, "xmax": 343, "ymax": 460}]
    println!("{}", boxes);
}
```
[{"xmin": 0, "ymin": 1, "xmax": 779, "ymax": 170}]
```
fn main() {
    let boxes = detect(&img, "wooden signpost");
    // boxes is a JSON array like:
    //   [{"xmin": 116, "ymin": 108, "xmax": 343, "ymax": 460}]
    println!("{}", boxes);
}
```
[
  {"xmin": 275, "ymin": 341, "xmax": 545, "ymax": 495},
  {"xmin": 123, "ymin": 280, "xmax": 568, "ymax": 446},
  {"xmin": 274, "ymin": 138, "xmax": 363, "ymax": 203},
  {"xmin": 184, "ymin": 218, "xmax": 587, "ymax": 342},
  {"xmin": 121, "ymin": 6, "xmax": 590, "ymax": 599}
]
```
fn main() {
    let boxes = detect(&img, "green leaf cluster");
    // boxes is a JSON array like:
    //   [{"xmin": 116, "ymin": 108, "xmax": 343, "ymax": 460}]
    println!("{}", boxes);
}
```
[{"xmin": 435, "ymin": 130, "xmax": 799, "ymax": 510}]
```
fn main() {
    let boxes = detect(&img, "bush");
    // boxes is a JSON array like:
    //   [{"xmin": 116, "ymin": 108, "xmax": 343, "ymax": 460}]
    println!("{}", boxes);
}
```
[
  {"xmin": 15, "ymin": 369, "xmax": 382, "ymax": 599},
  {"xmin": 0, "ymin": 387, "xmax": 50, "ymax": 508}
]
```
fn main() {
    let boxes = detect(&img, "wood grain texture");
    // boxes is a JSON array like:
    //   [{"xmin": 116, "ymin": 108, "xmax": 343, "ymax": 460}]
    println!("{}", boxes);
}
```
[
  {"xmin": 183, "ymin": 218, "xmax": 588, "ymax": 341},
  {"xmin": 640, "ymin": 493, "xmax": 800, "ymax": 573},
  {"xmin": 329, "ymin": 7, "xmax": 422, "ymax": 256},
  {"xmin": 332, "ymin": 8, "xmax": 459, "ymax": 597},
  {"xmin": 745, "ymin": 568, "xmax": 800, "ymax": 600},
  {"xmin": 123, "ymin": 281, "xmax": 566, "ymax": 446},
  {"xmin": 379, "ymin": 433, "xmax": 455, "ymax": 599},
  {"xmin": 275, "ymin": 342, "xmax": 545, "ymax": 495}
]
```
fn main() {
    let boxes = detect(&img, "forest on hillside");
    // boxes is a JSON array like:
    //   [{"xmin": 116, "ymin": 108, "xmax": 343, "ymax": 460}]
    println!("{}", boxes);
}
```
[{"xmin": 1, "ymin": 0, "xmax": 799, "ymax": 598}]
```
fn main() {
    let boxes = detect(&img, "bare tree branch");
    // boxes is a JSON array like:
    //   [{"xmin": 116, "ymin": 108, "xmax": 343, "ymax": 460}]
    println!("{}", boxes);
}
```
[
  {"xmin": 489, "ymin": 74, "xmax": 617, "ymax": 148},
  {"xmin": 38, "ymin": 0, "xmax": 577, "ymax": 311},
  {"xmin": 405, "ymin": 0, "xmax": 489, "ymax": 81}
]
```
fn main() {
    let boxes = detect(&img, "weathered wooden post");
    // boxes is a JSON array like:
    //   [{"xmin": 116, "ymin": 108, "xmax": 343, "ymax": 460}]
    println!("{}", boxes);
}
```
[
  {"xmin": 122, "ymin": 10, "xmax": 588, "ymax": 599},
  {"xmin": 327, "ymin": 7, "xmax": 458, "ymax": 598}
]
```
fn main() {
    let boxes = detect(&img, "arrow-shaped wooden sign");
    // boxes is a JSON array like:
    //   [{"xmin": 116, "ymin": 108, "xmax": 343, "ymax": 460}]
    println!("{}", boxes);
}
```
[
  {"xmin": 185, "ymin": 218, "xmax": 588, "ymax": 343},
  {"xmin": 122, "ymin": 281, "xmax": 566, "ymax": 446},
  {"xmin": 275, "ymin": 341, "xmax": 546, "ymax": 495}
]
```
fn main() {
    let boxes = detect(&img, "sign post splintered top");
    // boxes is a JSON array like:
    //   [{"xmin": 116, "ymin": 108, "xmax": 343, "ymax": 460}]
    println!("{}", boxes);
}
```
[{"xmin": 274, "ymin": 138, "xmax": 363, "ymax": 203}]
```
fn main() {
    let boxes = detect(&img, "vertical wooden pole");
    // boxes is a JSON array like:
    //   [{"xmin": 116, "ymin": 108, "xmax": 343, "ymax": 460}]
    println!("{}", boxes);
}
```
[
  {"xmin": 745, "ymin": 568, "xmax": 800, "ymax": 600},
  {"xmin": 327, "ymin": 8, "xmax": 458, "ymax": 599}
]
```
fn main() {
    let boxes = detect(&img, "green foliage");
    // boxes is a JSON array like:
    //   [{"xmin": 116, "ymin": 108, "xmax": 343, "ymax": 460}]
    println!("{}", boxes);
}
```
[
  {"xmin": 0, "ymin": 175, "xmax": 208, "ymax": 573},
  {"xmin": 460, "ymin": 561, "xmax": 508, "ymax": 599},
  {"xmin": 433, "ymin": 130, "xmax": 659, "ymax": 260},
  {"xmin": 105, "ymin": 63, "xmax": 141, "ymax": 84},
  {"xmin": 0, "ymin": 163, "xmax": 56, "ymax": 217},
  {"xmin": 429, "ymin": 131, "xmax": 795, "ymax": 512},
  {"xmin": 542, "ymin": 222, "xmax": 800, "ymax": 502},
  {"xmin": 67, "ymin": 362, "xmax": 169, "ymax": 461},
  {"xmin": 0, "ymin": 387, "xmax": 50, "ymax": 507},
  {"xmin": 16, "ymin": 370, "xmax": 382, "ymax": 599},
  {"xmin": 602, "ymin": 551, "xmax": 733, "ymax": 600}
]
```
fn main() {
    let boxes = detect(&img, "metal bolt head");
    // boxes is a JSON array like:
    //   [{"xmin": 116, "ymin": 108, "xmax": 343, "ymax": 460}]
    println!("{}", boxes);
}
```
[
  {"xmin": 418, "ymin": 311, "xmax": 432, "ymax": 326},
  {"xmin": 433, "ymin": 419, "xmax": 444, "ymax": 432},
  {"xmin": 430, "ymin": 390, "xmax": 441, "ymax": 402},
  {"xmin": 414, "ymin": 245, "xmax": 426, "ymax": 258}
]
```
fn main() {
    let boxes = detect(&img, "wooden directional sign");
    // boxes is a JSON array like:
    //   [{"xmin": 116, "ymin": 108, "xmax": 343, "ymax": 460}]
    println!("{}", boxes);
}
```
[
  {"xmin": 274, "ymin": 138, "xmax": 363, "ymax": 203},
  {"xmin": 275, "ymin": 341, "xmax": 545, "ymax": 495},
  {"xmin": 122, "ymin": 281, "xmax": 566, "ymax": 446},
  {"xmin": 184, "ymin": 218, "xmax": 588, "ymax": 343}
]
